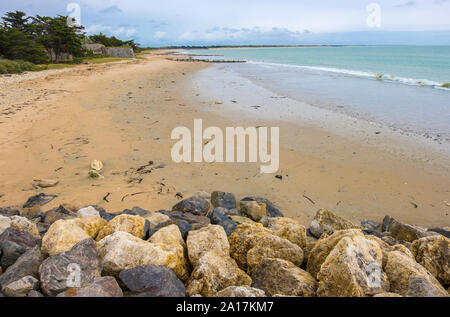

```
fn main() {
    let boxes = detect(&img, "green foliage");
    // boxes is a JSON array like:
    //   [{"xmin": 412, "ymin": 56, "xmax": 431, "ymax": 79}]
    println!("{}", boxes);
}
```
[
  {"xmin": 0, "ymin": 59, "xmax": 39, "ymax": 74},
  {"xmin": 442, "ymin": 83, "xmax": 450, "ymax": 88},
  {"xmin": 88, "ymin": 33, "xmax": 139, "ymax": 51},
  {"xmin": 0, "ymin": 27, "xmax": 49, "ymax": 63}
]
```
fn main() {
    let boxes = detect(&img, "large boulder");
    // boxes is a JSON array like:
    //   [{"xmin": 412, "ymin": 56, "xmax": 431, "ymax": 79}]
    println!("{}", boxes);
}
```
[
  {"xmin": 406, "ymin": 276, "xmax": 448, "ymax": 297},
  {"xmin": 0, "ymin": 228, "xmax": 41, "ymax": 270},
  {"xmin": 2, "ymin": 275, "xmax": 39, "ymax": 297},
  {"xmin": 247, "ymin": 234, "xmax": 304, "ymax": 273},
  {"xmin": 215, "ymin": 286, "xmax": 265, "ymax": 297},
  {"xmin": 186, "ymin": 251, "xmax": 251, "ymax": 297},
  {"xmin": 145, "ymin": 212, "xmax": 172, "ymax": 235},
  {"xmin": 77, "ymin": 206, "xmax": 101, "ymax": 218},
  {"xmin": 96, "ymin": 231, "xmax": 186, "ymax": 279},
  {"xmin": 0, "ymin": 215, "xmax": 11, "ymax": 234},
  {"xmin": 39, "ymin": 239, "xmax": 102, "ymax": 297},
  {"xmin": 383, "ymin": 250, "xmax": 448, "ymax": 296},
  {"xmin": 306, "ymin": 229, "xmax": 363, "ymax": 278},
  {"xmin": 264, "ymin": 217, "xmax": 307, "ymax": 249},
  {"xmin": 9, "ymin": 216, "xmax": 40, "ymax": 238},
  {"xmin": 57, "ymin": 277, "xmax": 123, "ymax": 297},
  {"xmin": 211, "ymin": 191, "xmax": 236, "ymax": 210},
  {"xmin": 240, "ymin": 201, "xmax": 266, "ymax": 222},
  {"xmin": 96, "ymin": 214, "xmax": 147, "ymax": 241},
  {"xmin": 312, "ymin": 209, "xmax": 360, "ymax": 235},
  {"xmin": 389, "ymin": 220, "xmax": 428, "ymax": 242},
  {"xmin": 411, "ymin": 235, "xmax": 449, "ymax": 287},
  {"xmin": 241, "ymin": 197, "xmax": 284, "ymax": 217},
  {"xmin": 251, "ymin": 258, "xmax": 317, "ymax": 297},
  {"xmin": 0, "ymin": 246, "xmax": 42, "ymax": 292},
  {"xmin": 316, "ymin": 235, "xmax": 389, "ymax": 297},
  {"xmin": 158, "ymin": 210, "xmax": 210, "ymax": 239},
  {"xmin": 187, "ymin": 225, "xmax": 230, "ymax": 267},
  {"xmin": 119, "ymin": 265, "xmax": 185, "ymax": 297},
  {"xmin": 172, "ymin": 196, "xmax": 211, "ymax": 216},
  {"xmin": 41, "ymin": 218, "xmax": 106, "ymax": 256},
  {"xmin": 148, "ymin": 224, "xmax": 190, "ymax": 281},
  {"xmin": 42, "ymin": 205, "xmax": 76, "ymax": 224},
  {"xmin": 208, "ymin": 207, "xmax": 237, "ymax": 236},
  {"xmin": 228, "ymin": 223, "xmax": 272, "ymax": 271},
  {"xmin": 23, "ymin": 193, "xmax": 57, "ymax": 208}
]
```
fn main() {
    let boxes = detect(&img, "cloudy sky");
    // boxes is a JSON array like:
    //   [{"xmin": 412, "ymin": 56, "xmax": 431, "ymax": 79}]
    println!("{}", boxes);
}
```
[{"xmin": 1, "ymin": 0, "xmax": 450, "ymax": 46}]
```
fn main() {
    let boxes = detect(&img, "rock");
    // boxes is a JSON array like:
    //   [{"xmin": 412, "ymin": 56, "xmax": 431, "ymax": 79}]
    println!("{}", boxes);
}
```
[
  {"xmin": 2, "ymin": 275, "xmax": 39, "ymax": 297},
  {"xmin": 172, "ymin": 196, "xmax": 211, "ymax": 216},
  {"xmin": 381, "ymin": 235, "xmax": 398, "ymax": 246},
  {"xmin": 312, "ymin": 209, "xmax": 360, "ymax": 234},
  {"xmin": 373, "ymin": 292, "xmax": 402, "ymax": 297},
  {"xmin": 411, "ymin": 235, "xmax": 449, "ymax": 286},
  {"xmin": 33, "ymin": 179, "xmax": 59, "ymax": 188},
  {"xmin": 241, "ymin": 197, "xmax": 284, "ymax": 217},
  {"xmin": 158, "ymin": 210, "xmax": 210, "ymax": 239},
  {"xmin": 228, "ymin": 223, "xmax": 272, "ymax": 271},
  {"xmin": 96, "ymin": 214, "xmax": 147, "ymax": 241},
  {"xmin": 145, "ymin": 212, "xmax": 172, "ymax": 232},
  {"xmin": 39, "ymin": 238, "xmax": 102, "ymax": 297},
  {"xmin": 42, "ymin": 218, "xmax": 106, "ymax": 256},
  {"xmin": 427, "ymin": 228, "xmax": 450, "ymax": 239},
  {"xmin": 42, "ymin": 205, "xmax": 77, "ymax": 224},
  {"xmin": 240, "ymin": 200, "xmax": 266, "ymax": 222},
  {"xmin": 316, "ymin": 235, "xmax": 389, "ymax": 297},
  {"xmin": 211, "ymin": 191, "xmax": 236, "ymax": 210},
  {"xmin": 406, "ymin": 276, "xmax": 448, "ymax": 297},
  {"xmin": 187, "ymin": 225, "xmax": 230, "ymax": 267},
  {"xmin": 229, "ymin": 215, "xmax": 256, "ymax": 225},
  {"xmin": 0, "ymin": 215, "xmax": 11, "ymax": 234},
  {"xmin": 0, "ymin": 206, "xmax": 21, "ymax": 217},
  {"xmin": 148, "ymin": 224, "xmax": 190, "ymax": 281},
  {"xmin": 77, "ymin": 206, "xmax": 100, "ymax": 218},
  {"xmin": 306, "ymin": 229, "xmax": 363, "ymax": 279},
  {"xmin": 27, "ymin": 290, "xmax": 44, "ymax": 297},
  {"xmin": 186, "ymin": 251, "xmax": 251, "ymax": 297},
  {"xmin": 9, "ymin": 216, "xmax": 40, "ymax": 238},
  {"xmin": 23, "ymin": 193, "xmax": 57, "ymax": 208},
  {"xmin": 382, "ymin": 216, "xmax": 395, "ymax": 232},
  {"xmin": 361, "ymin": 220, "xmax": 380, "ymax": 232},
  {"xmin": 0, "ymin": 228, "xmax": 41, "ymax": 270},
  {"xmin": 121, "ymin": 206, "xmax": 151, "ymax": 217},
  {"xmin": 96, "ymin": 231, "xmax": 187, "ymax": 279},
  {"xmin": 215, "ymin": 286, "xmax": 266, "ymax": 297},
  {"xmin": 383, "ymin": 250, "xmax": 448, "ymax": 296},
  {"xmin": 308, "ymin": 220, "xmax": 323, "ymax": 238},
  {"xmin": 251, "ymin": 258, "xmax": 317, "ymax": 297},
  {"xmin": 119, "ymin": 265, "xmax": 185, "ymax": 297},
  {"xmin": 389, "ymin": 220, "xmax": 427, "ymax": 242},
  {"xmin": 0, "ymin": 246, "xmax": 42, "ymax": 291},
  {"xmin": 57, "ymin": 276, "xmax": 123, "ymax": 297},
  {"xmin": 208, "ymin": 207, "xmax": 237, "ymax": 236},
  {"xmin": 265, "ymin": 217, "xmax": 307, "ymax": 249},
  {"xmin": 247, "ymin": 234, "xmax": 304, "ymax": 273}
]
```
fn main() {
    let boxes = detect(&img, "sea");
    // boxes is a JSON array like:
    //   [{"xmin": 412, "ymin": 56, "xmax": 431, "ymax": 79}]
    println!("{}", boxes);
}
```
[{"xmin": 185, "ymin": 46, "xmax": 450, "ymax": 142}]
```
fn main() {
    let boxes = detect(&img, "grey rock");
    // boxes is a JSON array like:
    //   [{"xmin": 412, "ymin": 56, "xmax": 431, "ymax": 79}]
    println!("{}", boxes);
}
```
[
  {"xmin": 427, "ymin": 228, "xmax": 450, "ymax": 239},
  {"xmin": 121, "ymin": 206, "xmax": 151, "ymax": 217},
  {"xmin": 209, "ymin": 208, "xmax": 237, "ymax": 236},
  {"xmin": 407, "ymin": 276, "xmax": 448, "ymax": 297},
  {"xmin": 42, "ymin": 205, "xmax": 76, "ymax": 224},
  {"xmin": 158, "ymin": 210, "xmax": 210, "ymax": 239},
  {"xmin": 361, "ymin": 220, "xmax": 380, "ymax": 232},
  {"xmin": 57, "ymin": 276, "xmax": 123, "ymax": 297},
  {"xmin": 27, "ymin": 290, "xmax": 44, "ymax": 297},
  {"xmin": 382, "ymin": 216, "xmax": 395, "ymax": 232},
  {"xmin": 211, "ymin": 191, "xmax": 237, "ymax": 210},
  {"xmin": 0, "ymin": 246, "xmax": 42, "ymax": 289},
  {"xmin": 390, "ymin": 220, "xmax": 428, "ymax": 242},
  {"xmin": 23, "ymin": 193, "xmax": 57, "ymax": 209},
  {"xmin": 0, "ymin": 206, "xmax": 21, "ymax": 217},
  {"xmin": 0, "ymin": 228, "xmax": 41, "ymax": 270},
  {"xmin": 308, "ymin": 220, "xmax": 323, "ymax": 238},
  {"xmin": 0, "ymin": 241, "xmax": 26, "ymax": 270},
  {"xmin": 2, "ymin": 275, "xmax": 39, "ymax": 297},
  {"xmin": 39, "ymin": 238, "xmax": 102, "ymax": 297},
  {"xmin": 241, "ymin": 197, "xmax": 284, "ymax": 217},
  {"xmin": 172, "ymin": 196, "xmax": 211, "ymax": 216},
  {"xmin": 119, "ymin": 265, "xmax": 185, "ymax": 297}
]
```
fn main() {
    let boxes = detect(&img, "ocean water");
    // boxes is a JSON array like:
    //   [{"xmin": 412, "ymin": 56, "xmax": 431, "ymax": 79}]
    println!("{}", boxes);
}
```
[{"xmin": 187, "ymin": 46, "xmax": 450, "ymax": 141}]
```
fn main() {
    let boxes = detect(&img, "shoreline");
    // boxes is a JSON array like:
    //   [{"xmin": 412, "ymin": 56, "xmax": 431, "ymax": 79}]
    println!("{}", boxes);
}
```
[{"xmin": 0, "ymin": 50, "xmax": 449, "ymax": 228}]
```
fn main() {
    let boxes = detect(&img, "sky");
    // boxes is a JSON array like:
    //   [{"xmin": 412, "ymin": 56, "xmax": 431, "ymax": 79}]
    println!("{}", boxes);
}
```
[{"xmin": 1, "ymin": 0, "xmax": 450, "ymax": 46}]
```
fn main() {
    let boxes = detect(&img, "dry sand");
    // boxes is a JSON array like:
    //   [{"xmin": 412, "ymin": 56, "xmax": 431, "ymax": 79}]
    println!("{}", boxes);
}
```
[{"xmin": 0, "ymin": 50, "xmax": 449, "ymax": 227}]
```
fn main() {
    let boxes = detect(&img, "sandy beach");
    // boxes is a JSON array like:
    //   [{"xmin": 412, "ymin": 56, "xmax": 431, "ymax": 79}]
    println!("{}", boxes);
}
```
[{"xmin": 0, "ymin": 50, "xmax": 449, "ymax": 228}]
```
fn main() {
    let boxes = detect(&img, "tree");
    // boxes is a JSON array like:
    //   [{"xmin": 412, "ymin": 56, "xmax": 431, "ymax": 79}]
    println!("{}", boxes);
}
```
[
  {"xmin": 2, "ymin": 11, "xmax": 29, "ymax": 31},
  {"xmin": 30, "ymin": 15, "xmax": 85, "ymax": 62},
  {"xmin": 89, "ymin": 33, "xmax": 140, "ymax": 51}
]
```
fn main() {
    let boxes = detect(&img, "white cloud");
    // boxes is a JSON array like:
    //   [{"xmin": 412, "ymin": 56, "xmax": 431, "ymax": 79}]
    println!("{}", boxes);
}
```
[{"xmin": 154, "ymin": 31, "xmax": 166, "ymax": 39}]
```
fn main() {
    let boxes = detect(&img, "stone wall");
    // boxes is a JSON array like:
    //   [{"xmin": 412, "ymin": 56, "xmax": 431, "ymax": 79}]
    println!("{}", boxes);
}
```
[{"xmin": 105, "ymin": 47, "xmax": 136, "ymax": 58}]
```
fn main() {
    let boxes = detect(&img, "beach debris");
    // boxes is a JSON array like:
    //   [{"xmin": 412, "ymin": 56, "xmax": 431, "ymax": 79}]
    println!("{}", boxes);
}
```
[
  {"xmin": 33, "ymin": 179, "xmax": 59, "ymax": 188},
  {"xmin": 88, "ymin": 169, "xmax": 103, "ymax": 179},
  {"xmin": 445, "ymin": 201, "xmax": 450, "ymax": 207},
  {"xmin": 90, "ymin": 160, "xmax": 103, "ymax": 171},
  {"xmin": 303, "ymin": 195, "xmax": 316, "ymax": 205},
  {"xmin": 215, "ymin": 101, "xmax": 223, "ymax": 104},
  {"xmin": 410, "ymin": 202, "xmax": 419, "ymax": 209},
  {"xmin": 275, "ymin": 175, "xmax": 283, "ymax": 180},
  {"xmin": 103, "ymin": 193, "xmax": 111, "ymax": 203},
  {"xmin": 23, "ymin": 193, "xmax": 58, "ymax": 208}
]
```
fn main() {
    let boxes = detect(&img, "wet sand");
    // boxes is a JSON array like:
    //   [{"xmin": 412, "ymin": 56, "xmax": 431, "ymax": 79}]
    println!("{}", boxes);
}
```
[{"xmin": 0, "ymin": 51, "xmax": 449, "ymax": 227}]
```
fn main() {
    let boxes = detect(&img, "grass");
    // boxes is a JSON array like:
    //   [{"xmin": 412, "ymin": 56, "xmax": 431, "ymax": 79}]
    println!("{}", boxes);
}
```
[
  {"xmin": 442, "ymin": 83, "xmax": 450, "ymax": 88},
  {"xmin": 0, "ymin": 59, "xmax": 40, "ymax": 74},
  {"xmin": 83, "ymin": 56, "xmax": 127, "ymax": 64}
]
